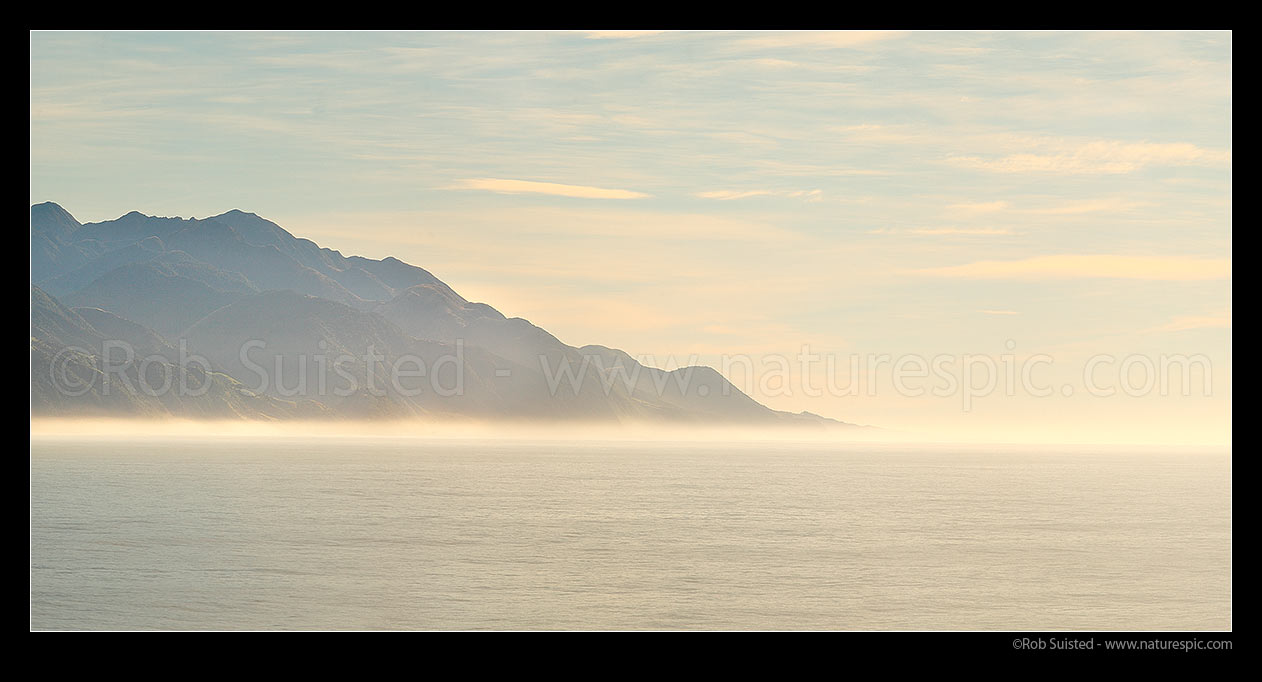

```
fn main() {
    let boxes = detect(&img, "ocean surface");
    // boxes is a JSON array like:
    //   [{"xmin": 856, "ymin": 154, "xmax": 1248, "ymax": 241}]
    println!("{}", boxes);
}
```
[{"xmin": 30, "ymin": 437, "xmax": 1231, "ymax": 630}]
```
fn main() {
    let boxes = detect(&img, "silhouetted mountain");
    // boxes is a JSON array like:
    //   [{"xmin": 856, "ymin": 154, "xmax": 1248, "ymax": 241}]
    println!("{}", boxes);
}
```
[
  {"xmin": 62, "ymin": 262, "xmax": 246, "ymax": 337},
  {"xmin": 183, "ymin": 290, "xmax": 652, "ymax": 421},
  {"xmin": 206, "ymin": 210, "xmax": 397, "ymax": 302},
  {"xmin": 31, "ymin": 286, "xmax": 322, "ymax": 418},
  {"xmin": 31, "ymin": 201, "xmax": 100, "ymax": 282},
  {"xmin": 30, "ymin": 202, "xmax": 861, "ymax": 427},
  {"xmin": 576, "ymin": 345, "xmax": 797, "ymax": 423}
]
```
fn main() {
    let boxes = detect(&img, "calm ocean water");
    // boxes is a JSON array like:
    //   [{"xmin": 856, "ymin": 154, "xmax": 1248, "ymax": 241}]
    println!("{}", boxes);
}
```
[{"xmin": 29, "ymin": 438, "xmax": 1231, "ymax": 630}]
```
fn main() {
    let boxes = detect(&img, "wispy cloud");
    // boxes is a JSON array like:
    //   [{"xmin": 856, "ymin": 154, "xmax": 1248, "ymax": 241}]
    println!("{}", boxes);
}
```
[
  {"xmin": 747, "ymin": 58, "xmax": 801, "ymax": 68},
  {"xmin": 740, "ymin": 31, "xmax": 905, "ymax": 49},
  {"xmin": 920, "ymin": 45, "xmax": 995, "ymax": 56},
  {"xmin": 697, "ymin": 190, "xmax": 773, "ymax": 200},
  {"xmin": 945, "ymin": 201, "xmax": 1009, "ymax": 215},
  {"xmin": 1026, "ymin": 199, "xmax": 1147, "ymax": 215},
  {"xmin": 450, "ymin": 178, "xmax": 651, "ymax": 199},
  {"xmin": 940, "ymin": 198, "xmax": 1144, "ymax": 217},
  {"xmin": 1150, "ymin": 314, "xmax": 1232, "ymax": 332},
  {"xmin": 29, "ymin": 30, "xmax": 1232, "ymax": 441},
  {"xmin": 581, "ymin": 31, "xmax": 667, "ymax": 40},
  {"xmin": 831, "ymin": 124, "xmax": 935, "ymax": 146},
  {"xmin": 868, "ymin": 227, "xmax": 1013, "ymax": 236},
  {"xmin": 948, "ymin": 140, "xmax": 1231, "ymax": 175},
  {"xmin": 908, "ymin": 227, "xmax": 1013, "ymax": 236},
  {"xmin": 754, "ymin": 160, "xmax": 891, "ymax": 177},
  {"xmin": 696, "ymin": 189, "xmax": 822, "ymax": 201},
  {"xmin": 912, "ymin": 255, "xmax": 1231, "ymax": 280}
]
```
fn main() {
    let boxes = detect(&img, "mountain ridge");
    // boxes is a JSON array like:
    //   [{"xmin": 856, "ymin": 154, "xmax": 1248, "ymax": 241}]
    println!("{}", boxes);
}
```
[{"xmin": 30, "ymin": 202, "xmax": 862, "ymax": 429}]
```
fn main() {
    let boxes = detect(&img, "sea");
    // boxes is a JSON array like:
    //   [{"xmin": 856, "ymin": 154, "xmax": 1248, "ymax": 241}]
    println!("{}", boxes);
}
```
[{"xmin": 30, "ymin": 437, "xmax": 1231, "ymax": 630}]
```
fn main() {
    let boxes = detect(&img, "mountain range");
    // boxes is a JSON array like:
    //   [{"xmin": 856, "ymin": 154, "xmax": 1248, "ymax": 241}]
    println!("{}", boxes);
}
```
[{"xmin": 30, "ymin": 202, "xmax": 858, "ymax": 428}]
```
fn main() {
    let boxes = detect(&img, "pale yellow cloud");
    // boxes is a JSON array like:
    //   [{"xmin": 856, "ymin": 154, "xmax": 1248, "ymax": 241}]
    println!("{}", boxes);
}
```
[
  {"xmin": 697, "ymin": 190, "xmax": 773, "ymax": 200},
  {"xmin": 920, "ymin": 46, "xmax": 995, "ymax": 56},
  {"xmin": 948, "ymin": 140, "xmax": 1231, "ymax": 175},
  {"xmin": 978, "ymin": 309, "xmax": 1020, "ymax": 315},
  {"xmin": 741, "ymin": 31, "xmax": 905, "ymax": 49},
  {"xmin": 1027, "ymin": 198, "xmax": 1147, "ymax": 215},
  {"xmin": 755, "ymin": 160, "xmax": 891, "ymax": 177},
  {"xmin": 912, "ymin": 254, "xmax": 1231, "ymax": 280},
  {"xmin": 871, "ymin": 227, "xmax": 1013, "ymax": 236},
  {"xmin": 908, "ymin": 227, "xmax": 1013, "ymax": 236},
  {"xmin": 832, "ymin": 128, "xmax": 1231, "ymax": 178},
  {"xmin": 581, "ymin": 30, "xmax": 666, "ymax": 40},
  {"xmin": 1151, "ymin": 314, "xmax": 1232, "ymax": 332},
  {"xmin": 450, "ymin": 178, "xmax": 650, "ymax": 199},
  {"xmin": 696, "ymin": 189, "xmax": 821, "ymax": 201},
  {"xmin": 946, "ymin": 200, "xmax": 1009, "ymax": 215}
]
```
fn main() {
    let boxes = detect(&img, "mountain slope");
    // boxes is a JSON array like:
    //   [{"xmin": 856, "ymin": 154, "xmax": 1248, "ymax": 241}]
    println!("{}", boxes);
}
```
[
  {"xmin": 31, "ymin": 286, "xmax": 323, "ymax": 419},
  {"xmin": 62, "ymin": 262, "xmax": 247, "ymax": 337},
  {"xmin": 31, "ymin": 201, "xmax": 100, "ymax": 282},
  {"xmin": 181, "ymin": 290, "xmax": 646, "ymax": 420},
  {"xmin": 30, "ymin": 203, "xmax": 861, "ymax": 427}
]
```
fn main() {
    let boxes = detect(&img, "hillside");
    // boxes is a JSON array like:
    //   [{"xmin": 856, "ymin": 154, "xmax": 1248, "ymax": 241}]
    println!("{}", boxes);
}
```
[{"xmin": 30, "ymin": 202, "xmax": 859, "ymax": 428}]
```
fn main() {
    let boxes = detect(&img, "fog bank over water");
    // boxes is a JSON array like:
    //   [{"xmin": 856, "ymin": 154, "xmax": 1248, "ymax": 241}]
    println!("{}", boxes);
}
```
[{"xmin": 29, "ymin": 417, "xmax": 1229, "ymax": 451}]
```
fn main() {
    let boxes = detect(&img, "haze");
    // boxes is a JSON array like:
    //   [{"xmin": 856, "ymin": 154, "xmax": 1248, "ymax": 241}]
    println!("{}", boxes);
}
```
[{"xmin": 29, "ymin": 31, "xmax": 1232, "ymax": 445}]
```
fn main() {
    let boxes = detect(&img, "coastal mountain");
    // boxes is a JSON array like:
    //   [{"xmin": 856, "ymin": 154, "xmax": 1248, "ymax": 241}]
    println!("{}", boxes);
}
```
[
  {"xmin": 31, "ymin": 286, "xmax": 322, "ymax": 418},
  {"xmin": 30, "ymin": 202, "xmax": 858, "ymax": 428}
]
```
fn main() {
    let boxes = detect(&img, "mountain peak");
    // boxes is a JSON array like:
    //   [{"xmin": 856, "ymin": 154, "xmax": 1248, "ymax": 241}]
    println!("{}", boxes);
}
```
[
  {"xmin": 30, "ymin": 203, "xmax": 852, "ymax": 426},
  {"xmin": 31, "ymin": 202, "xmax": 81, "ymax": 232}
]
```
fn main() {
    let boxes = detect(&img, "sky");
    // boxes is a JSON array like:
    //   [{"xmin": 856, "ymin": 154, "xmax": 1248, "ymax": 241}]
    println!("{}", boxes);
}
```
[{"xmin": 29, "ymin": 30, "xmax": 1232, "ymax": 444}]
